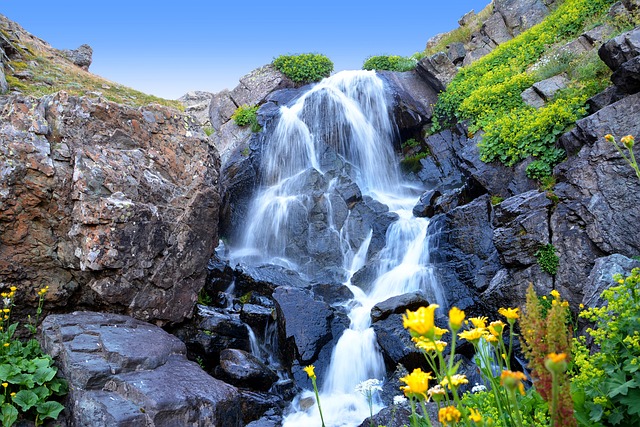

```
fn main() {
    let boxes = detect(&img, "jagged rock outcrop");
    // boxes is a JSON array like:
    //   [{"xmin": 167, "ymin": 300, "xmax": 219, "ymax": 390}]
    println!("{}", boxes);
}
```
[
  {"xmin": 41, "ymin": 311, "xmax": 241, "ymax": 426},
  {"xmin": 178, "ymin": 90, "xmax": 214, "ymax": 127},
  {"xmin": 0, "ymin": 92, "xmax": 221, "ymax": 325},
  {"xmin": 60, "ymin": 44, "xmax": 93, "ymax": 70}
]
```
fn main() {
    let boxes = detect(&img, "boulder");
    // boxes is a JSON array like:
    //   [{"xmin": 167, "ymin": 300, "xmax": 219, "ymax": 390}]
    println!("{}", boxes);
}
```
[
  {"xmin": 598, "ymin": 26, "xmax": 640, "ymax": 71},
  {"xmin": 493, "ymin": 0, "xmax": 554, "ymax": 36},
  {"xmin": 372, "ymin": 312, "xmax": 424, "ymax": 371},
  {"xmin": 416, "ymin": 52, "xmax": 459, "ymax": 92},
  {"xmin": 60, "ymin": 44, "xmax": 93, "ymax": 70},
  {"xmin": 0, "ymin": 92, "xmax": 221, "ymax": 326},
  {"xmin": 447, "ymin": 42, "xmax": 467, "ymax": 65},
  {"xmin": 482, "ymin": 12, "xmax": 513, "ymax": 45},
  {"xmin": 40, "ymin": 311, "xmax": 241, "ymax": 426},
  {"xmin": 216, "ymin": 349, "xmax": 278, "ymax": 391},
  {"xmin": 412, "ymin": 189, "xmax": 441, "ymax": 218},
  {"xmin": 370, "ymin": 291, "xmax": 430, "ymax": 323},
  {"xmin": 273, "ymin": 286, "xmax": 333, "ymax": 365},
  {"xmin": 582, "ymin": 254, "xmax": 640, "ymax": 308},
  {"xmin": 611, "ymin": 55, "xmax": 640, "ymax": 94},
  {"xmin": 178, "ymin": 90, "xmax": 214, "ymax": 127}
]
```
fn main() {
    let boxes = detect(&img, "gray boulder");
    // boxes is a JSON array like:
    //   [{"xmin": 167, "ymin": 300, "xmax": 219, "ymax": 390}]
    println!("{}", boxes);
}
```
[
  {"xmin": 216, "ymin": 349, "xmax": 278, "ymax": 391},
  {"xmin": 416, "ymin": 52, "xmax": 459, "ymax": 92},
  {"xmin": 482, "ymin": 12, "xmax": 513, "ymax": 45},
  {"xmin": 370, "ymin": 291, "xmax": 431, "ymax": 323},
  {"xmin": 178, "ymin": 91, "xmax": 214, "ymax": 127},
  {"xmin": 494, "ymin": 0, "xmax": 555, "ymax": 36},
  {"xmin": 598, "ymin": 26, "xmax": 640, "ymax": 71},
  {"xmin": 60, "ymin": 44, "xmax": 93, "ymax": 70},
  {"xmin": 582, "ymin": 254, "xmax": 640, "ymax": 308},
  {"xmin": 611, "ymin": 55, "xmax": 640, "ymax": 94},
  {"xmin": 40, "ymin": 311, "xmax": 241, "ymax": 427}
]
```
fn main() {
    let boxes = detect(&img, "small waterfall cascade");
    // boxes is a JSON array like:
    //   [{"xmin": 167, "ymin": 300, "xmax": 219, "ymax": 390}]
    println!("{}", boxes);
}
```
[{"xmin": 231, "ymin": 70, "xmax": 446, "ymax": 427}]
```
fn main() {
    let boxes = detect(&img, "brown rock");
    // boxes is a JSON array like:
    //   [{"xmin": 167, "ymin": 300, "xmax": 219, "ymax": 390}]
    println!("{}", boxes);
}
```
[{"xmin": 0, "ymin": 91, "xmax": 222, "ymax": 325}]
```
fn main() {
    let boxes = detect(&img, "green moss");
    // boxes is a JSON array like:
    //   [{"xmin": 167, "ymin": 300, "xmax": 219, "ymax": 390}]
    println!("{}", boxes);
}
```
[{"xmin": 362, "ymin": 55, "xmax": 416, "ymax": 72}]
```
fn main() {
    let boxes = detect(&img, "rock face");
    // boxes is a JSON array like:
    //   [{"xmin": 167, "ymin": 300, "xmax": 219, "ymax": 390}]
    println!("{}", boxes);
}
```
[
  {"xmin": 0, "ymin": 92, "xmax": 222, "ymax": 325},
  {"xmin": 40, "ymin": 311, "xmax": 241, "ymax": 426},
  {"xmin": 178, "ymin": 91, "xmax": 214, "ymax": 127}
]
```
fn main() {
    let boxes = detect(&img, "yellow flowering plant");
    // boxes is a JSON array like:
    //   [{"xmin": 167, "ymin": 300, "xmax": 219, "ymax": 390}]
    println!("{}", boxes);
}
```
[{"xmin": 0, "ymin": 284, "xmax": 67, "ymax": 426}]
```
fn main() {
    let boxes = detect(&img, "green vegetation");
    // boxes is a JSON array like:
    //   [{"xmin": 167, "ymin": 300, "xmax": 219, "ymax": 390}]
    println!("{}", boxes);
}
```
[
  {"xmin": 272, "ymin": 53, "xmax": 333, "ymax": 84},
  {"xmin": 573, "ymin": 268, "xmax": 640, "ymax": 426},
  {"xmin": 400, "ymin": 152, "xmax": 429, "ymax": 173},
  {"xmin": 231, "ymin": 105, "xmax": 261, "ymax": 133},
  {"xmin": 1, "ymin": 286, "xmax": 67, "ymax": 426},
  {"xmin": 202, "ymin": 126, "xmax": 215, "ymax": 137},
  {"xmin": 491, "ymin": 195, "xmax": 505, "ymax": 206},
  {"xmin": 362, "ymin": 55, "xmax": 416, "ymax": 72},
  {"xmin": 431, "ymin": 0, "xmax": 618, "ymax": 180},
  {"xmin": 399, "ymin": 138, "xmax": 431, "ymax": 173},
  {"xmin": 535, "ymin": 244, "xmax": 560, "ymax": 275}
]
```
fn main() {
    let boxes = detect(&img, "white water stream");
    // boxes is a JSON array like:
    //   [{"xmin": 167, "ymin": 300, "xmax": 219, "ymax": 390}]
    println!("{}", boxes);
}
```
[{"xmin": 233, "ymin": 70, "xmax": 446, "ymax": 426}]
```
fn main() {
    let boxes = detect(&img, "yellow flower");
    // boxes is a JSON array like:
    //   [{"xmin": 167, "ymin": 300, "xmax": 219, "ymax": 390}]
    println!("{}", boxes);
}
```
[
  {"xmin": 449, "ymin": 307, "xmax": 465, "ymax": 331},
  {"xmin": 468, "ymin": 316, "xmax": 487, "ymax": 329},
  {"xmin": 434, "ymin": 326, "xmax": 449, "ymax": 339},
  {"xmin": 469, "ymin": 407, "xmax": 483, "ymax": 423},
  {"xmin": 488, "ymin": 320, "xmax": 506, "ymax": 337},
  {"xmin": 10, "ymin": 392, "xmax": 15, "ymax": 398},
  {"xmin": 604, "ymin": 134, "xmax": 615, "ymax": 142},
  {"xmin": 545, "ymin": 352, "xmax": 568, "ymax": 374},
  {"xmin": 500, "ymin": 370, "xmax": 527, "ymax": 395},
  {"xmin": 621, "ymin": 134, "xmax": 635, "ymax": 148},
  {"xmin": 485, "ymin": 334, "xmax": 498, "ymax": 344},
  {"xmin": 458, "ymin": 328, "xmax": 486, "ymax": 343},
  {"xmin": 550, "ymin": 289, "xmax": 560, "ymax": 299},
  {"xmin": 399, "ymin": 368, "xmax": 433, "ymax": 400},
  {"xmin": 438, "ymin": 405, "xmax": 462, "ymax": 425},
  {"xmin": 440, "ymin": 374, "xmax": 469, "ymax": 389},
  {"xmin": 403, "ymin": 305, "xmax": 439, "ymax": 338},
  {"xmin": 1, "ymin": 383, "xmax": 7, "ymax": 388},
  {"xmin": 3, "ymin": 343, "xmax": 8, "ymax": 347},
  {"xmin": 579, "ymin": 303, "xmax": 585, "ymax": 309},
  {"xmin": 9, "ymin": 286, "xmax": 16, "ymax": 292},
  {"xmin": 498, "ymin": 307, "xmax": 519, "ymax": 322},
  {"xmin": 413, "ymin": 337, "xmax": 447, "ymax": 353},
  {"xmin": 2, "ymin": 309, "xmax": 9, "ymax": 314},
  {"xmin": 303, "ymin": 365, "xmax": 316, "ymax": 380}
]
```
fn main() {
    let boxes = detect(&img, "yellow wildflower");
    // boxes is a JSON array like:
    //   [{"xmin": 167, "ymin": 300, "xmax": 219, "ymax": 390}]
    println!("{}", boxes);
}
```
[
  {"xmin": 403, "ymin": 305, "xmax": 439, "ymax": 338},
  {"xmin": 604, "ymin": 134, "xmax": 615, "ymax": 142},
  {"xmin": 413, "ymin": 336, "xmax": 447, "ymax": 353},
  {"xmin": 2, "ymin": 309, "xmax": 8, "ymax": 314},
  {"xmin": 303, "ymin": 365, "xmax": 316, "ymax": 380},
  {"xmin": 9, "ymin": 286, "xmax": 16, "ymax": 292},
  {"xmin": 498, "ymin": 307, "xmax": 519, "ymax": 322},
  {"xmin": 449, "ymin": 307, "xmax": 465, "ymax": 331},
  {"xmin": 468, "ymin": 316, "xmax": 488, "ymax": 329},
  {"xmin": 488, "ymin": 320, "xmax": 506, "ymax": 337},
  {"xmin": 550, "ymin": 289, "xmax": 560, "ymax": 299},
  {"xmin": 485, "ymin": 334, "xmax": 498, "ymax": 344},
  {"xmin": 1, "ymin": 383, "xmax": 7, "ymax": 388},
  {"xmin": 399, "ymin": 368, "xmax": 432, "ymax": 400},
  {"xmin": 469, "ymin": 407, "xmax": 482, "ymax": 423},
  {"xmin": 440, "ymin": 374, "xmax": 469, "ymax": 389},
  {"xmin": 3, "ymin": 343, "xmax": 8, "ymax": 347},
  {"xmin": 500, "ymin": 370, "xmax": 527, "ymax": 395},
  {"xmin": 458, "ymin": 328, "xmax": 486, "ymax": 343},
  {"xmin": 427, "ymin": 384, "xmax": 446, "ymax": 402},
  {"xmin": 434, "ymin": 326, "xmax": 449, "ymax": 339},
  {"xmin": 621, "ymin": 135, "xmax": 635, "ymax": 148},
  {"xmin": 438, "ymin": 405, "xmax": 462, "ymax": 425},
  {"xmin": 10, "ymin": 392, "xmax": 15, "ymax": 398}
]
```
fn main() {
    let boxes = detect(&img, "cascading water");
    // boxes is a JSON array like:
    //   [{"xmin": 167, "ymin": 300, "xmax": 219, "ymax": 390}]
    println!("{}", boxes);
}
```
[{"xmin": 232, "ymin": 70, "xmax": 446, "ymax": 426}]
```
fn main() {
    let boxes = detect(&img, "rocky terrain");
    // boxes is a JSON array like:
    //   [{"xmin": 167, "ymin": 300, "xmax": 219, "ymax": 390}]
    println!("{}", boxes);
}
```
[{"xmin": 0, "ymin": 1, "xmax": 639, "ymax": 425}]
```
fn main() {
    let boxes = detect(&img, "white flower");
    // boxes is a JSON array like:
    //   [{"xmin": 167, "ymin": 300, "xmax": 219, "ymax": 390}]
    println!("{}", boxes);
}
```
[
  {"xmin": 471, "ymin": 382, "xmax": 487, "ymax": 393},
  {"xmin": 355, "ymin": 378, "xmax": 383, "ymax": 396},
  {"xmin": 393, "ymin": 395, "xmax": 407, "ymax": 405}
]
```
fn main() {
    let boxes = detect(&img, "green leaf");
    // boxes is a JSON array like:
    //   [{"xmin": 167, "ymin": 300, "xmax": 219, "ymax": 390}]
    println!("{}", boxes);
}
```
[
  {"xmin": 8, "ymin": 373, "xmax": 35, "ymax": 388},
  {"xmin": 608, "ymin": 378, "xmax": 637, "ymax": 397},
  {"xmin": 49, "ymin": 378, "xmax": 68, "ymax": 395},
  {"xmin": 32, "ymin": 385, "xmax": 52, "ymax": 400},
  {"xmin": 620, "ymin": 389, "xmax": 640, "ymax": 415},
  {"xmin": 590, "ymin": 403, "xmax": 604, "ymax": 422},
  {"xmin": 0, "ymin": 365, "xmax": 15, "ymax": 382},
  {"xmin": 1, "ymin": 403, "xmax": 18, "ymax": 427},
  {"xmin": 33, "ymin": 366, "xmax": 56, "ymax": 385},
  {"xmin": 36, "ymin": 400, "xmax": 64, "ymax": 420},
  {"xmin": 11, "ymin": 389, "xmax": 38, "ymax": 412}
]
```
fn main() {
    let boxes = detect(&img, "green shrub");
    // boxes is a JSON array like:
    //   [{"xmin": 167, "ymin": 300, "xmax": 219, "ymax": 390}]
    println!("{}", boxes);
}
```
[
  {"xmin": 573, "ymin": 268, "xmax": 640, "ymax": 426},
  {"xmin": 362, "ymin": 55, "xmax": 416, "ymax": 72},
  {"xmin": 535, "ymin": 244, "xmax": 560, "ymax": 275},
  {"xmin": 231, "ymin": 105, "xmax": 261, "ymax": 132},
  {"xmin": 272, "ymin": 53, "xmax": 333, "ymax": 84}
]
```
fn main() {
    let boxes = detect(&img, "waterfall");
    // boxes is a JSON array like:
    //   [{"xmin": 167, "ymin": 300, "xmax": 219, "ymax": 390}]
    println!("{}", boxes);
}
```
[{"xmin": 232, "ymin": 70, "xmax": 445, "ymax": 427}]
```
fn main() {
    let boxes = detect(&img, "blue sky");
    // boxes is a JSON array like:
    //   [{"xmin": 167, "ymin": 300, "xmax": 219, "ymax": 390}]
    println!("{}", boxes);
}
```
[{"xmin": 2, "ymin": 1, "xmax": 490, "ymax": 99}]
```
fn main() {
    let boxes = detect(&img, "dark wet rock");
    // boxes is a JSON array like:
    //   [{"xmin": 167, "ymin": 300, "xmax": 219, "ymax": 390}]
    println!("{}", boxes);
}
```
[
  {"xmin": 493, "ymin": 190, "xmax": 553, "ymax": 267},
  {"xmin": 447, "ymin": 42, "xmax": 467, "ymax": 65},
  {"xmin": 273, "ymin": 286, "xmax": 333, "ymax": 365},
  {"xmin": 357, "ymin": 404, "xmax": 413, "ymax": 427},
  {"xmin": 611, "ymin": 55, "xmax": 640, "ymax": 94},
  {"xmin": 41, "ymin": 311, "xmax": 241, "ymax": 427},
  {"xmin": 430, "ymin": 195, "xmax": 501, "ymax": 297},
  {"xmin": 373, "ymin": 312, "xmax": 424, "ymax": 371},
  {"xmin": 418, "ymin": 128, "xmax": 467, "ymax": 191},
  {"xmin": 235, "ymin": 265, "xmax": 311, "ymax": 299},
  {"xmin": 245, "ymin": 409, "xmax": 283, "ymax": 427},
  {"xmin": 412, "ymin": 190, "xmax": 441, "ymax": 218},
  {"xmin": 586, "ymin": 85, "xmax": 627, "ymax": 113},
  {"xmin": 481, "ymin": 265, "xmax": 554, "ymax": 310},
  {"xmin": 241, "ymin": 303, "xmax": 276, "ymax": 332},
  {"xmin": 240, "ymin": 392, "xmax": 284, "ymax": 426},
  {"xmin": 312, "ymin": 282, "xmax": 355, "ymax": 305},
  {"xmin": 582, "ymin": 254, "xmax": 640, "ymax": 308},
  {"xmin": 598, "ymin": 27, "xmax": 640, "ymax": 71},
  {"xmin": 370, "ymin": 291, "xmax": 430, "ymax": 323},
  {"xmin": 216, "ymin": 349, "xmax": 278, "ymax": 391}
]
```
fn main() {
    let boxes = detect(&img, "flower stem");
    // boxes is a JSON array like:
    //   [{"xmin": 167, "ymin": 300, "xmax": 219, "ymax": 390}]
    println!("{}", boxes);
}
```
[{"xmin": 311, "ymin": 378, "xmax": 326, "ymax": 427}]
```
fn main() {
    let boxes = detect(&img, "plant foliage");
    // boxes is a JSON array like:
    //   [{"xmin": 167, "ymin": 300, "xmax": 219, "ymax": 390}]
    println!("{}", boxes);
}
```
[
  {"xmin": 430, "ymin": 0, "xmax": 616, "ymax": 178},
  {"xmin": 272, "ymin": 53, "xmax": 333, "ymax": 84},
  {"xmin": 231, "ymin": 105, "xmax": 261, "ymax": 132},
  {"xmin": 535, "ymin": 244, "xmax": 560, "ymax": 275},
  {"xmin": 362, "ymin": 55, "xmax": 416, "ymax": 72}
]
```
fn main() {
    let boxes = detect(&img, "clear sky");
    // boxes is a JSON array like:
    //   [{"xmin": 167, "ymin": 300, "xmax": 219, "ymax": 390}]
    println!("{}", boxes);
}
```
[{"xmin": 2, "ymin": 1, "xmax": 490, "ymax": 100}]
